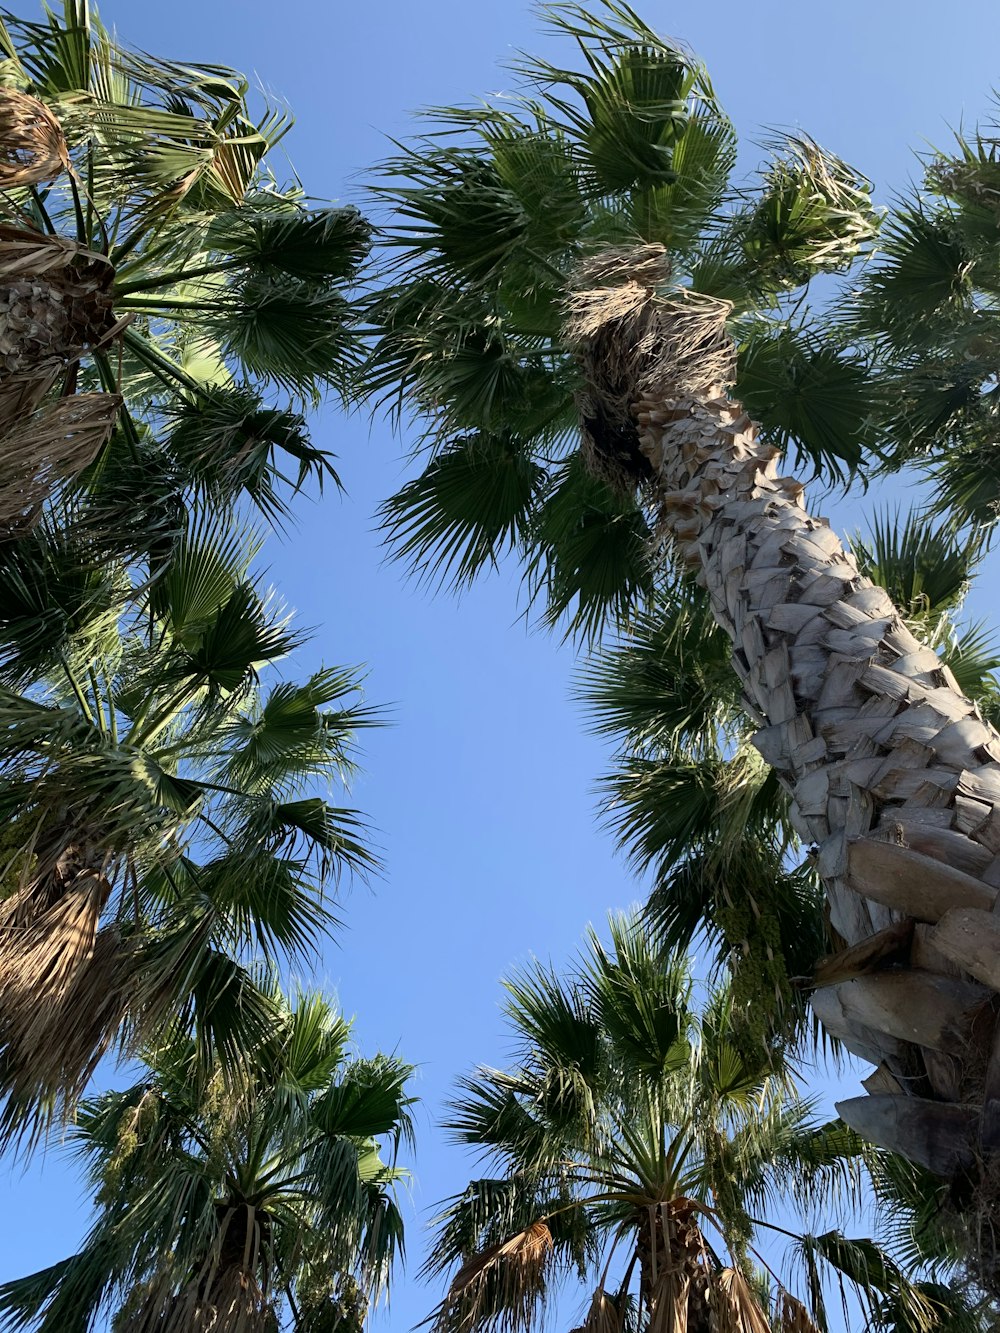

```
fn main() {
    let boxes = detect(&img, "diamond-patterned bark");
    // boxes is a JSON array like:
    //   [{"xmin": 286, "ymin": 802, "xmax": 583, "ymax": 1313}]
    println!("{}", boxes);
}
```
[{"xmin": 638, "ymin": 386, "xmax": 1000, "ymax": 1178}]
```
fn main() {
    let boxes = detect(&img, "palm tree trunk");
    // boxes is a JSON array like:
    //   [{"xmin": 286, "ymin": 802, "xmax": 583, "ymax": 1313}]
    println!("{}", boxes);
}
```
[
  {"xmin": 633, "ymin": 363, "xmax": 1000, "ymax": 1205},
  {"xmin": 637, "ymin": 1202, "xmax": 713, "ymax": 1333}
]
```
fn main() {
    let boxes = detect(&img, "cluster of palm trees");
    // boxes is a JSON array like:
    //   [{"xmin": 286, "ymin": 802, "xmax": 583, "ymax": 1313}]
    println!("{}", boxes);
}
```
[{"xmin": 2, "ymin": 0, "xmax": 1000, "ymax": 1329}]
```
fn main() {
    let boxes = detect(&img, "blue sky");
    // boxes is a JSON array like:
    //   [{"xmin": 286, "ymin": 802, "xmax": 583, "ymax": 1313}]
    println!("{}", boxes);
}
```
[{"xmin": 4, "ymin": 0, "xmax": 1000, "ymax": 1329}]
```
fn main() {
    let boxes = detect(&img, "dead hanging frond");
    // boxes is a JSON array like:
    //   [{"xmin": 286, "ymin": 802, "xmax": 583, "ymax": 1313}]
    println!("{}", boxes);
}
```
[
  {"xmin": 435, "ymin": 1220, "xmax": 554, "ymax": 1333},
  {"xmin": 564, "ymin": 246, "xmax": 733, "ymax": 494},
  {"xmin": 575, "ymin": 1287, "xmax": 623, "ymax": 1333},
  {"xmin": 117, "ymin": 1263, "xmax": 277, "ymax": 1333},
  {"xmin": 0, "ymin": 865, "xmax": 109, "ymax": 988},
  {"xmin": 712, "ymin": 1268, "xmax": 772, "ymax": 1333},
  {"xmin": 776, "ymin": 1289, "xmax": 822, "ymax": 1333},
  {"xmin": 0, "ymin": 363, "xmax": 60, "ymax": 438},
  {"xmin": 0, "ymin": 390, "xmax": 122, "ymax": 534},
  {"xmin": 0, "ymin": 921, "xmax": 136, "ymax": 1149},
  {"xmin": 0, "ymin": 89, "xmax": 69, "ymax": 188},
  {"xmin": 0, "ymin": 224, "xmax": 116, "ymax": 378},
  {"xmin": 647, "ymin": 1266, "xmax": 691, "ymax": 1333}
]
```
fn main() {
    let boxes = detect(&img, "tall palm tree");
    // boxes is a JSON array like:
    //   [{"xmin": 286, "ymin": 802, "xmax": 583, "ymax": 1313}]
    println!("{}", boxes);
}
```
[
  {"xmin": 365, "ymin": 0, "xmax": 1000, "ymax": 1261},
  {"xmin": 0, "ymin": 987, "xmax": 412, "ymax": 1333},
  {"xmin": 0, "ymin": 0, "xmax": 370, "ymax": 548},
  {"xmin": 0, "ymin": 510, "xmax": 378, "ymax": 1146},
  {"xmin": 0, "ymin": 1, "xmax": 382, "ymax": 1148},
  {"xmin": 425, "ymin": 915, "xmax": 969, "ymax": 1333}
]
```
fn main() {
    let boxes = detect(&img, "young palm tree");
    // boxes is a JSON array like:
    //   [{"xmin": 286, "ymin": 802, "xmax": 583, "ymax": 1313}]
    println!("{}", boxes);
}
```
[
  {"xmin": 425, "ymin": 915, "xmax": 970, "ymax": 1333},
  {"xmin": 0, "ymin": 510, "xmax": 377, "ymax": 1146},
  {"xmin": 0, "ymin": 987, "xmax": 412, "ymax": 1333},
  {"xmin": 366, "ymin": 0, "xmax": 1000, "ymax": 1256},
  {"xmin": 0, "ymin": 0, "xmax": 369, "ymax": 546}
]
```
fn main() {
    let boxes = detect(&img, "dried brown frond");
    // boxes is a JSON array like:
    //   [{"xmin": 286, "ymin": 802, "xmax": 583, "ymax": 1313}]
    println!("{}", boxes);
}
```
[
  {"xmin": 578, "ymin": 1287, "xmax": 623, "ymax": 1333},
  {"xmin": 0, "ymin": 390, "xmax": 121, "ymax": 533},
  {"xmin": 647, "ymin": 1267, "xmax": 690, "ymax": 1333},
  {"xmin": 0, "ymin": 920, "xmax": 136, "ymax": 1148},
  {"xmin": 712, "ymin": 1268, "xmax": 771, "ymax": 1333},
  {"xmin": 0, "ymin": 869, "xmax": 107, "ymax": 994},
  {"xmin": 0, "ymin": 89, "xmax": 68, "ymax": 187},
  {"xmin": 776, "ymin": 1289, "xmax": 822, "ymax": 1333},
  {"xmin": 436, "ymin": 1221, "xmax": 554, "ymax": 1333},
  {"xmin": 0, "ymin": 224, "xmax": 116, "ymax": 377},
  {"xmin": 118, "ymin": 1264, "xmax": 278, "ymax": 1333},
  {"xmin": 564, "ymin": 246, "xmax": 733, "ymax": 494},
  {"xmin": 0, "ymin": 363, "xmax": 60, "ymax": 438}
]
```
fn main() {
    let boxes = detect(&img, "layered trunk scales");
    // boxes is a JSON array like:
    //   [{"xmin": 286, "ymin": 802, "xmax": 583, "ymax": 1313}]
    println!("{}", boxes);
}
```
[{"xmin": 636, "ymin": 384, "xmax": 1000, "ymax": 1186}]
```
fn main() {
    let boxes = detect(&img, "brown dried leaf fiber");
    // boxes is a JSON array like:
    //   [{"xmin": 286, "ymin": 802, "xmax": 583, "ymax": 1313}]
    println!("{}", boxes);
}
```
[
  {"xmin": 777, "ymin": 1290, "xmax": 822, "ymax": 1333},
  {"xmin": 712, "ymin": 1268, "xmax": 772, "ymax": 1333},
  {"xmin": 0, "ymin": 225, "xmax": 115, "ymax": 377},
  {"xmin": 439, "ymin": 1221, "xmax": 553, "ymax": 1333},
  {"xmin": 0, "ymin": 89, "xmax": 68, "ymax": 187},
  {"xmin": 564, "ymin": 245, "xmax": 733, "ymax": 493},
  {"xmin": 117, "ymin": 1265, "xmax": 277, "ymax": 1333},
  {"xmin": 0, "ymin": 917, "xmax": 135, "ymax": 1147},
  {"xmin": 0, "ymin": 390, "xmax": 121, "ymax": 532}
]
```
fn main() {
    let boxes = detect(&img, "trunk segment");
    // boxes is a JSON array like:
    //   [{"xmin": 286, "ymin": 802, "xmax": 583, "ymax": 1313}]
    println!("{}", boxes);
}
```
[{"xmin": 636, "ymin": 385, "xmax": 1000, "ymax": 1199}]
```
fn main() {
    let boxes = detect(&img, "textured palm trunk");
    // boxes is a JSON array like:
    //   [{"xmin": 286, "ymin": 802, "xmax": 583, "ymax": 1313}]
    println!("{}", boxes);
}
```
[
  {"xmin": 635, "ymin": 1202, "xmax": 773, "ymax": 1332},
  {"xmin": 637, "ymin": 1201, "xmax": 714, "ymax": 1333},
  {"xmin": 634, "ymin": 375, "xmax": 1000, "ymax": 1212}
]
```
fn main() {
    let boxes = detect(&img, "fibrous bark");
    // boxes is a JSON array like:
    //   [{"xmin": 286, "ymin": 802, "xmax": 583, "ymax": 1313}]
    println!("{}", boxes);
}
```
[
  {"xmin": 630, "ymin": 345, "xmax": 1000, "ymax": 1255},
  {"xmin": 0, "ymin": 225, "xmax": 121, "ymax": 532}
]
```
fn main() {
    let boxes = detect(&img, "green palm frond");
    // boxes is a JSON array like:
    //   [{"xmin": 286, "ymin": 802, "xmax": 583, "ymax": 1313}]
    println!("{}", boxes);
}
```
[
  {"xmin": 379, "ymin": 433, "xmax": 548, "ymax": 589},
  {"xmin": 737, "ymin": 135, "xmax": 878, "ymax": 292},
  {"xmin": 853, "ymin": 203, "xmax": 974, "ymax": 347},
  {"xmin": 526, "ymin": 456, "xmax": 654, "ymax": 641},
  {"xmin": 735, "ymin": 322, "xmax": 877, "ymax": 482},
  {"xmin": 205, "ymin": 204, "xmax": 371, "ymax": 282},
  {"xmin": 577, "ymin": 577, "xmax": 736, "ymax": 755},
  {"xmin": 849, "ymin": 508, "xmax": 984, "ymax": 619}
]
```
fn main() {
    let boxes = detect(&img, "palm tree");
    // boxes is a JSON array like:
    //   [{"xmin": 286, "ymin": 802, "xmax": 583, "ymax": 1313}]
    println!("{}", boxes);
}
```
[
  {"xmin": 365, "ymin": 0, "xmax": 1000, "ymax": 1257},
  {"xmin": 0, "ymin": 987, "xmax": 412, "ymax": 1333},
  {"xmin": 0, "ymin": 510, "xmax": 378, "ymax": 1146},
  {"xmin": 425, "ymin": 914, "xmax": 973, "ymax": 1333},
  {"xmin": 0, "ymin": 0, "xmax": 382, "ymax": 1147},
  {"xmin": 0, "ymin": 0, "xmax": 369, "ymax": 548}
]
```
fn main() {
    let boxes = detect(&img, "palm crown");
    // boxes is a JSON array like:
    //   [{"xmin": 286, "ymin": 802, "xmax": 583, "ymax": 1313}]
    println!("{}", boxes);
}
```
[
  {"xmin": 0, "ymin": 503, "xmax": 380, "ymax": 1145},
  {"xmin": 426, "ymin": 917, "xmax": 976, "ymax": 1333},
  {"xmin": 0, "ymin": 988, "xmax": 413, "ymax": 1333},
  {"xmin": 0, "ymin": 0, "xmax": 370, "ymax": 548},
  {"xmin": 846, "ymin": 108, "xmax": 1000, "ymax": 528},
  {"xmin": 367, "ymin": 0, "xmax": 879, "ymax": 639}
]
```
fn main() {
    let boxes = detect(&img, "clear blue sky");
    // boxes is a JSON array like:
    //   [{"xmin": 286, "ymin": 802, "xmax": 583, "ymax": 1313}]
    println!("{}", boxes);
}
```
[{"xmin": 4, "ymin": 1, "xmax": 1000, "ymax": 1330}]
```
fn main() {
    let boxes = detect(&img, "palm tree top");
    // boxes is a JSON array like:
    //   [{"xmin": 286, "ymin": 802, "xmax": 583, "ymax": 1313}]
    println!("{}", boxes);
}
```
[
  {"xmin": 0, "ymin": 0, "xmax": 373, "ymax": 541},
  {"xmin": 364, "ymin": 0, "xmax": 880, "ymax": 639},
  {"xmin": 426, "ymin": 916, "xmax": 978, "ymax": 1333},
  {"xmin": 0, "ymin": 986, "xmax": 414, "ymax": 1333}
]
